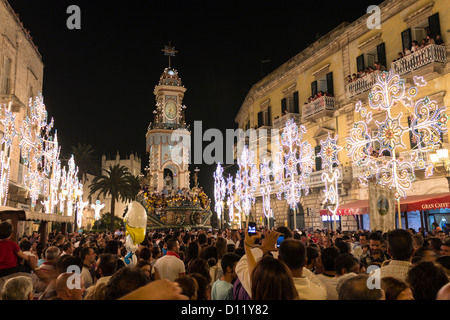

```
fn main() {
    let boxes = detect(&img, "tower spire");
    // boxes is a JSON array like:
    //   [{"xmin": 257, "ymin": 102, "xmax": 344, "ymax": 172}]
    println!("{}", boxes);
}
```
[{"xmin": 161, "ymin": 42, "xmax": 178, "ymax": 68}]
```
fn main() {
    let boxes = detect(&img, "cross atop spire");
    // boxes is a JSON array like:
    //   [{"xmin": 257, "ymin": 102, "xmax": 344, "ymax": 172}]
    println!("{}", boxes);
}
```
[{"xmin": 161, "ymin": 42, "xmax": 178, "ymax": 68}]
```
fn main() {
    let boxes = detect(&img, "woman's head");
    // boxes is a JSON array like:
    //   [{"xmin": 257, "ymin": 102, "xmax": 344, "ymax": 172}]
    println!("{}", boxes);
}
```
[
  {"xmin": 187, "ymin": 258, "xmax": 211, "ymax": 283},
  {"xmin": 251, "ymin": 256, "xmax": 298, "ymax": 300},
  {"xmin": 407, "ymin": 261, "xmax": 449, "ymax": 300},
  {"xmin": 175, "ymin": 275, "xmax": 198, "ymax": 300},
  {"xmin": 381, "ymin": 277, "xmax": 414, "ymax": 300}
]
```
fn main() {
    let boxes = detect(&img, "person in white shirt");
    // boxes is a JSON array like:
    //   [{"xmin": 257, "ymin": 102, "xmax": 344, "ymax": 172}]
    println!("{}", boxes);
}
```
[
  {"xmin": 235, "ymin": 228, "xmax": 327, "ymax": 300},
  {"xmin": 154, "ymin": 238, "xmax": 185, "ymax": 282}
]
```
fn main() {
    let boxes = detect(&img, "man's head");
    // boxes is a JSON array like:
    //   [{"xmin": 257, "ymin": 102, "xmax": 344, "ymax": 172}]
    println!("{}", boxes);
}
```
[
  {"xmin": 440, "ymin": 240, "xmax": 450, "ymax": 256},
  {"xmin": 387, "ymin": 229, "xmax": 414, "ymax": 261},
  {"xmin": 338, "ymin": 274, "xmax": 385, "ymax": 300},
  {"xmin": 436, "ymin": 256, "xmax": 450, "ymax": 278},
  {"xmin": 97, "ymin": 253, "xmax": 119, "ymax": 278},
  {"xmin": 322, "ymin": 236, "xmax": 332, "ymax": 248},
  {"xmin": 220, "ymin": 253, "xmax": 241, "ymax": 280},
  {"xmin": 278, "ymin": 239, "xmax": 306, "ymax": 271},
  {"xmin": 63, "ymin": 242, "xmax": 74, "ymax": 254},
  {"xmin": 359, "ymin": 233, "xmax": 369, "ymax": 246},
  {"xmin": 321, "ymin": 246, "xmax": 340, "ymax": 272},
  {"xmin": 436, "ymin": 282, "xmax": 450, "ymax": 300},
  {"xmin": 334, "ymin": 253, "xmax": 359, "ymax": 276},
  {"xmin": 412, "ymin": 233, "xmax": 423, "ymax": 250},
  {"xmin": 45, "ymin": 246, "xmax": 61, "ymax": 262},
  {"xmin": 0, "ymin": 221, "xmax": 13, "ymax": 240},
  {"xmin": 104, "ymin": 266, "xmax": 150, "ymax": 300},
  {"xmin": 55, "ymin": 273, "xmax": 85, "ymax": 300},
  {"xmin": 80, "ymin": 247, "xmax": 96, "ymax": 266},
  {"xmin": 1, "ymin": 276, "xmax": 33, "ymax": 300},
  {"xmin": 368, "ymin": 232, "xmax": 383, "ymax": 255},
  {"xmin": 198, "ymin": 233, "xmax": 207, "ymax": 245},
  {"xmin": 300, "ymin": 234, "xmax": 308, "ymax": 244},
  {"xmin": 437, "ymin": 231, "xmax": 446, "ymax": 242},
  {"xmin": 166, "ymin": 238, "xmax": 180, "ymax": 253},
  {"xmin": 429, "ymin": 237, "xmax": 442, "ymax": 252},
  {"xmin": 276, "ymin": 226, "xmax": 293, "ymax": 239}
]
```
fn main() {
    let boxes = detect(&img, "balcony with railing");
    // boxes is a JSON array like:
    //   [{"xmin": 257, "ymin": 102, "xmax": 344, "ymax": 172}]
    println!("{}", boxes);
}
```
[
  {"xmin": 391, "ymin": 44, "xmax": 446, "ymax": 76},
  {"xmin": 302, "ymin": 96, "xmax": 336, "ymax": 122},
  {"xmin": 346, "ymin": 71, "xmax": 381, "ymax": 99},
  {"xmin": 273, "ymin": 113, "xmax": 301, "ymax": 131}
]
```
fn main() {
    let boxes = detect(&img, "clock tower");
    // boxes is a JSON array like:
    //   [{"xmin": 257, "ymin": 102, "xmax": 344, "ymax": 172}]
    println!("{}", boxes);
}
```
[{"xmin": 145, "ymin": 44, "xmax": 190, "ymax": 192}]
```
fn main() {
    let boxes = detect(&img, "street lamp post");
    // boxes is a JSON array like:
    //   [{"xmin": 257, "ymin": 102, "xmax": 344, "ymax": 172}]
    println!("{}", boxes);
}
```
[{"xmin": 430, "ymin": 145, "xmax": 450, "ymax": 190}]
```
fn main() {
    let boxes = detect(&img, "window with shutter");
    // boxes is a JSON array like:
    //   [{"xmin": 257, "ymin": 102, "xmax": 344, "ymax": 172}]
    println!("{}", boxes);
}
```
[
  {"xmin": 357, "ymin": 54, "xmax": 365, "ymax": 72},
  {"xmin": 293, "ymin": 91, "xmax": 299, "ymax": 113},
  {"xmin": 401, "ymin": 28, "xmax": 412, "ymax": 52},
  {"xmin": 315, "ymin": 146, "xmax": 322, "ymax": 171},
  {"xmin": 311, "ymin": 81, "xmax": 318, "ymax": 97},
  {"xmin": 257, "ymin": 112, "xmax": 263, "ymax": 128},
  {"xmin": 428, "ymin": 13, "xmax": 441, "ymax": 38},
  {"xmin": 376, "ymin": 43, "xmax": 387, "ymax": 68},
  {"xmin": 326, "ymin": 72, "xmax": 334, "ymax": 96},
  {"xmin": 281, "ymin": 98, "xmax": 287, "ymax": 114},
  {"xmin": 267, "ymin": 106, "xmax": 271, "ymax": 126}
]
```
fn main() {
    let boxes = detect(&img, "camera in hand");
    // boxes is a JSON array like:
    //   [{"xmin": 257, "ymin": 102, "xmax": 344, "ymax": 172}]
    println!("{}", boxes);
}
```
[
  {"xmin": 277, "ymin": 234, "xmax": 285, "ymax": 247},
  {"xmin": 248, "ymin": 222, "xmax": 256, "ymax": 236}
]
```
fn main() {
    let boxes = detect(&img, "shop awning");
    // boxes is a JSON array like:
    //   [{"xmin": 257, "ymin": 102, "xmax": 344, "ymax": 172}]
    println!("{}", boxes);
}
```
[
  {"xmin": 318, "ymin": 193, "xmax": 450, "ymax": 216},
  {"xmin": 0, "ymin": 206, "xmax": 73, "ymax": 223},
  {"xmin": 399, "ymin": 193, "xmax": 450, "ymax": 212},
  {"xmin": 320, "ymin": 200, "xmax": 369, "ymax": 216}
]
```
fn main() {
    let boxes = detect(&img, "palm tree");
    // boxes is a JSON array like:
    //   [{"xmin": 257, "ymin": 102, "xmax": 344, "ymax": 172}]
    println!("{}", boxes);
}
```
[
  {"xmin": 89, "ymin": 164, "xmax": 140, "ymax": 232},
  {"xmin": 71, "ymin": 143, "xmax": 99, "ymax": 184}
]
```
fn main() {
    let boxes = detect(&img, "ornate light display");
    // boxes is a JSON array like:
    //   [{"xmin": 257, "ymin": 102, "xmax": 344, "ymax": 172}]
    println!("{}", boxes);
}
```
[
  {"xmin": 259, "ymin": 158, "xmax": 273, "ymax": 223},
  {"xmin": 346, "ymin": 71, "xmax": 448, "ymax": 227},
  {"xmin": 276, "ymin": 118, "xmax": 314, "ymax": 229},
  {"xmin": 225, "ymin": 174, "xmax": 236, "ymax": 227},
  {"xmin": 234, "ymin": 146, "xmax": 257, "ymax": 219},
  {"xmin": 213, "ymin": 163, "xmax": 226, "ymax": 221},
  {"xmin": 319, "ymin": 133, "xmax": 343, "ymax": 229},
  {"xmin": 0, "ymin": 94, "xmax": 84, "ymax": 217},
  {"xmin": 91, "ymin": 199, "xmax": 106, "ymax": 221},
  {"xmin": 0, "ymin": 102, "xmax": 16, "ymax": 205},
  {"xmin": 76, "ymin": 199, "xmax": 89, "ymax": 228}
]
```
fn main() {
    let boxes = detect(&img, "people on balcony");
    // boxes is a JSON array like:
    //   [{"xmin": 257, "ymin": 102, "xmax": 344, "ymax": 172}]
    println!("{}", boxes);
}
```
[
  {"xmin": 411, "ymin": 41, "xmax": 420, "ymax": 53},
  {"xmin": 305, "ymin": 91, "xmax": 333, "ymax": 105},
  {"xmin": 435, "ymin": 34, "xmax": 444, "ymax": 46},
  {"xmin": 393, "ymin": 52, "xmax": 404, "ymax": 62},
  {"xmin": 347, "ymin": 65, "xmax": 378, "ymax": 84},
  {"xmin": 374, "ymin": 62, "xmax": 387, "ymax": 71}
]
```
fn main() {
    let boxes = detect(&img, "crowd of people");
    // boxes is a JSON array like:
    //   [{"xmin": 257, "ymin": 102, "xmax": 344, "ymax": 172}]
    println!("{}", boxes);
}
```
[{"xmin": 1, "ymin": 220, "xmax": 450, "ymax": 300}]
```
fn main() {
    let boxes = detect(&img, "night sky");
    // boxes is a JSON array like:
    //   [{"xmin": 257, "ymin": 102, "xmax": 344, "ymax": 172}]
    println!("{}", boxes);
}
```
[{"xmin": 8, "ymin": 0, "xmax": 384, "ymax": 199}]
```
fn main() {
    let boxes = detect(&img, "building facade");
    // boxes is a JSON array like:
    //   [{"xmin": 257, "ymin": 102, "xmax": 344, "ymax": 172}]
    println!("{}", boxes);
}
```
[
  {"xmin": 0, "ymin": 0, "xmax": 44, "ymax": 210},
  {"xmin": 234, "ymin": 0, "xmax": 450, "ymax": 232}
]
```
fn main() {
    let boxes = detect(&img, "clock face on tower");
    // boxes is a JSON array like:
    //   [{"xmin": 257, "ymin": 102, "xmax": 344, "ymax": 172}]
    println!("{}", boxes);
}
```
[{"xmin": 164, "ymin": 101, "xmax": 177, "ymax": 120}]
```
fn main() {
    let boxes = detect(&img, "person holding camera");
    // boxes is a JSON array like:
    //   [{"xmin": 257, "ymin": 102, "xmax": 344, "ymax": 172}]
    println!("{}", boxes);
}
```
[{"xmin": 235, "ymin": 223, "xmax": 327, "ymax": 300}]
